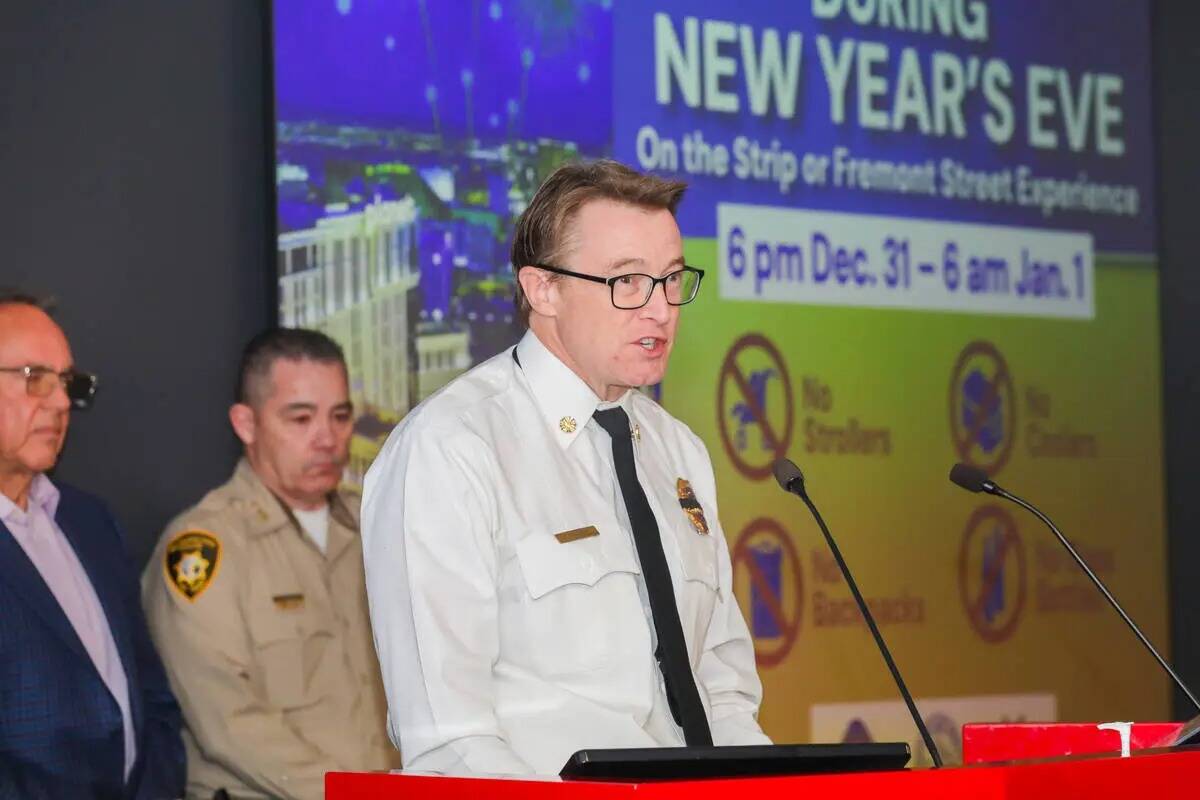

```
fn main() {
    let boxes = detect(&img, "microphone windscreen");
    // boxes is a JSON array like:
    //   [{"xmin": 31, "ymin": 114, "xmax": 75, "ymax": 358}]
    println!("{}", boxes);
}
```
[
  {"xmin": 773, "ymin": 458, "xmax": 805, "ymax": 492},
  {"xmin": 949, "ymin": 463, "xmax": 989, "ymax": 493}
]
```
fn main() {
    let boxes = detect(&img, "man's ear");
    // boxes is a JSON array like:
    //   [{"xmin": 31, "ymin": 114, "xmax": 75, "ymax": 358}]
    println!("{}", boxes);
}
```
[
  {"xmin": 518, "ymin": 266, "xmax": 561, "ymax": 319},
  {"xmin": 228, "ymin": 403, "xmax": 257, "ymax": 447}
]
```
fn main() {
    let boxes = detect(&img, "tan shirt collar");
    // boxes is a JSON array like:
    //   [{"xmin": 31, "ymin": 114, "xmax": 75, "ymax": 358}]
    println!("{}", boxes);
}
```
[{"xmin": 231, "ymin": 458, "xmax": 358, "ymax": 556}]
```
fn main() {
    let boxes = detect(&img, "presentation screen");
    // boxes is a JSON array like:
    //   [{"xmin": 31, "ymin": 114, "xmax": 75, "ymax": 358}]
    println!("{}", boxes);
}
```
[{"xmin": 273, "ymin": 0, "xmax": 1165, "ymax": 762}]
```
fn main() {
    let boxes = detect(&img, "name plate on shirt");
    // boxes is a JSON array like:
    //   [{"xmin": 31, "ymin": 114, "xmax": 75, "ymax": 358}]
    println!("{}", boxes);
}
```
[
  {"xmin": 272, "ymin": 593, "xmax": 305, "ymax": 610},
  {"xmin": 554, "ymin": 526, "xmax": 599, "ymax": 544}
]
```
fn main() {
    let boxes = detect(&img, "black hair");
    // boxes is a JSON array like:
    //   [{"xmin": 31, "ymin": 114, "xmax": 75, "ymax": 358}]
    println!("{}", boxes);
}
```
[
  {"xmin": 0, "ymin": 289, "xmax": 54, "ymax": 312},
  {"xmin": 236, "ymin": 327, "xmax": 347, "ymax": 405}
]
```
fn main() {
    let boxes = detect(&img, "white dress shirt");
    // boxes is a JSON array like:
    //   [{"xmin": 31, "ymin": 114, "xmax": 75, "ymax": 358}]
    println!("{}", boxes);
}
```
[
  {"xmin": 362, "ymin": 331, "xmax": 769, "ymax": 776},
  {"xmin": 0, "ymin": 473, "xmax": 136, "ymax": 779}
]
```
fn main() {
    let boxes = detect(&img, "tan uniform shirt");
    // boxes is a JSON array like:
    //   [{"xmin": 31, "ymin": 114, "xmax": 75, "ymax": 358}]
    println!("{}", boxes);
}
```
[{"xmin": 142, "ymin": 459, "xmax": 397, "ymax": 800}]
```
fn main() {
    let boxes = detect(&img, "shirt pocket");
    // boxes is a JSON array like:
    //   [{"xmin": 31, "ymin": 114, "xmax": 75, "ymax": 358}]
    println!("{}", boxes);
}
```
[
  {"xmin": 674, "ymin": 528, "xmax": 721, "ymax": 596},
  {"xmin": 660, "ymin": 486, "xmax": 721, "ymax": 594},
  {"xmin": 510, "ymin": 526, "xmax": 647, "ymax": 675},
  {"xmin": 666, "ymin": 513, "xmax": 723, "ymax": 655},
  {"xmin": 514, "ymin": 529, "xmax": 640, "ymax": 598},
  {"xmin": 247, "ymin": 601, "xmax": 337, "ymax": 710}
]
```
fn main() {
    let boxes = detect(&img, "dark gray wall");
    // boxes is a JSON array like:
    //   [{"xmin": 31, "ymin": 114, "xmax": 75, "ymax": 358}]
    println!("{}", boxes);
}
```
[
  {"xmin": 1, "ymin": 1, "xmax": 272, "ymax": 565},
  {"xmin": 1154, "ymin": 0, "xmax": 1200, "ymax": 719}
]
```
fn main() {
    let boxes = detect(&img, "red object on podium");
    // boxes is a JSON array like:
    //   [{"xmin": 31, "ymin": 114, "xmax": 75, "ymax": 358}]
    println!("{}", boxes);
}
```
[
  {"xmin": 328, "ymin": 747, "xmax": 1200, "ymax": 799},
  {"xmin": 962, "ymin": 722, "xmax": 1184, "ymax": 764}
]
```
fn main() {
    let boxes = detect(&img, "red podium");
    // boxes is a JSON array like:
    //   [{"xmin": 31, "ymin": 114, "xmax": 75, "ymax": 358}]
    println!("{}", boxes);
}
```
[
  {"xmin": 962, "ymin": 721, "xmax": 1184, "ymax": 763},
  {"xmin": 328, "ymin": 726, "xmax": 1198, "ymax": 800}
]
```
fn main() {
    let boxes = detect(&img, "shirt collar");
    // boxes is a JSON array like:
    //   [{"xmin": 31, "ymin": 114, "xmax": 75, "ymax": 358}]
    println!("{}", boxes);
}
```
[
  {"xmin": 232, "ymin": 457, "xmax": 357, "ymax": 539},
  {"xmin": 232, "ymin": 459, "xmax": 295, "ymax": 537},
  {"xmin": 514, "ymin": 330, "xmax": 634, "ymax": 450},
  {"xmin": 0, "ymin": 473, "xmax": 60, "ymax": 525}
]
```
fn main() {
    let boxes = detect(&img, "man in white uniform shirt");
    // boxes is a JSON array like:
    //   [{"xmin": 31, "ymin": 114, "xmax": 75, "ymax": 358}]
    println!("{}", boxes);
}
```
[{"xmin": 363, "ymin": 160, "xmax": 770, "ymax": 776}]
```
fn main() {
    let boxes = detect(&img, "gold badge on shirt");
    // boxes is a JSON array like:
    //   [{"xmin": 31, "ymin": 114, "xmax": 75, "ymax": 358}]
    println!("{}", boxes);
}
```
[
  {"xmin": 164, "ymin": 530, "xmax": 221, "ymax": 602},
  {"xmin": 676, "ymin": 478, "xmax": 709, "ymax": 535}
]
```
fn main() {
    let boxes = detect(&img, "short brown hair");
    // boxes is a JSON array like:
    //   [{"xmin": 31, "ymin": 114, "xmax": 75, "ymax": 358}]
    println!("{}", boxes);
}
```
[{"xmin": 511, "ymin": 160, "xmax": 687, "ymax": 326}]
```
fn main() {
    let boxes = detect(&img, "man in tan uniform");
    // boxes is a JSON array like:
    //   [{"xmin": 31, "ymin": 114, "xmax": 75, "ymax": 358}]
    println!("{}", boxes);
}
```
[{"xmin": 142, "ymin": 328, "xmax": 396, "ymax": 800}]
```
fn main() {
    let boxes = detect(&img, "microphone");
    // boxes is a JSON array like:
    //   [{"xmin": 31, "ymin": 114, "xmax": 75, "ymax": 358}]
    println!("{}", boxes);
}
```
[
  {"xmin": 948, "ymin": 462, "xmax": 997, "ymax": 495},
  {"xmin": 949, "ymin": 463, "xmax": 1200, "ymax": 713},
  {"xmin": 773, "ymin": 459, "xmax": 944, "ymax": 768}
]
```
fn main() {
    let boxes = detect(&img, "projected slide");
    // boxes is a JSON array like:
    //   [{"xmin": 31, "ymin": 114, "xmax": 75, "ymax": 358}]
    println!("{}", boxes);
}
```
[{"xmin": 273, "ymin": 0, "xmax": 1164, "ymax": 760}]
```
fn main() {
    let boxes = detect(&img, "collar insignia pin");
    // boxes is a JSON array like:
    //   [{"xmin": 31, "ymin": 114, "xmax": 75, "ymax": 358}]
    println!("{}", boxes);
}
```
[{"xmin": 559, "ymin": 416, "xmax": 577, "ymax": 434}]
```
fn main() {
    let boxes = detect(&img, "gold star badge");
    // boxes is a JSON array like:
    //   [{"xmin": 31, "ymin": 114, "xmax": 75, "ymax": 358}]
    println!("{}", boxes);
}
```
[{"xmin": 559, "ymin": 416, "xmax": 577, "ymax": 434}]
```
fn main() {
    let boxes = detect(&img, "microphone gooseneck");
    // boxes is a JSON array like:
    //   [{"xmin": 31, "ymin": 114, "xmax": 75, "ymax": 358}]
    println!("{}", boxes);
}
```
[
  {"xmin": 948, "ymin": 463, "xmax": 1200, "ymax": 714},
  {"xmin": 774, "ymin": 458, "xmax": 944, "ymax": 768}
]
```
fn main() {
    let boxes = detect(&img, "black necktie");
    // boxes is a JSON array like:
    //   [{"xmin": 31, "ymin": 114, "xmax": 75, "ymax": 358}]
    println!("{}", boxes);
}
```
[{"xmin": 593, "ymin": 406, "xmax": 713, "ymax": 746}]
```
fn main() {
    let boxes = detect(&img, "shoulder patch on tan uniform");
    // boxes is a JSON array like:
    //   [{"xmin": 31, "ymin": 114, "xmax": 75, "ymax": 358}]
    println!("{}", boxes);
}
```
[{"xmin": 164, "ymin": 530, "xmax": 222, "ymax": 601}]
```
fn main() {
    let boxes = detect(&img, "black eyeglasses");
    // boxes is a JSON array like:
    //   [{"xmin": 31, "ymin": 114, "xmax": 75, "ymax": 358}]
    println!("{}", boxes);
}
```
[
  {"xmin": 0, "ymin": 365, "xmax": 99, "ymax": 409},
  {"xmin": 529, "ymin": 264, "xmax": 705, "ymax": 310}
]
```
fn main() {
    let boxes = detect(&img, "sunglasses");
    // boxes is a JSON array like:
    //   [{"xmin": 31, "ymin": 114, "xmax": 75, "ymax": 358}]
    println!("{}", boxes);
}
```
[{"xmin": 0, "ymin": 365, "xmax": 99, "ymax": 410}]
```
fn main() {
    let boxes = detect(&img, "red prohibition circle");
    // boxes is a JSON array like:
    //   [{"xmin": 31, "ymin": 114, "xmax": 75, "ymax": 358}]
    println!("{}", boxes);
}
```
[
  {"xmin": 957, "ymin": 504, "xmax": 1026, "ymax": 644},
  {"xmin": 717, "ymin": 333, "xmax": 795, "ymax": 481},
  {"xmin": 948, "ymin": 340, "xmax": 1017, "ymax": 477},
  {"xmin": 731, "ymin": 517, "xmax": 804, "ymax": 668}
]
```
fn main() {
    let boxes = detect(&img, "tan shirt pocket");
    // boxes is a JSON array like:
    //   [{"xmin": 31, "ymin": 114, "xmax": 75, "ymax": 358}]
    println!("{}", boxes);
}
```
[{"xmin": 247, "ymin": 597, "xmax": 336, "ymax": 710}]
